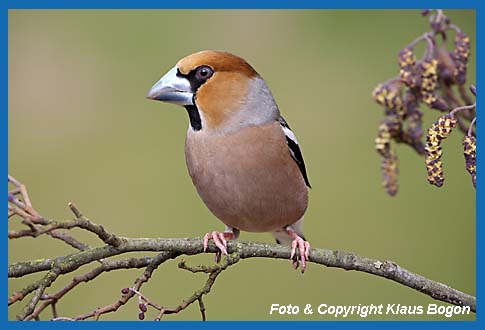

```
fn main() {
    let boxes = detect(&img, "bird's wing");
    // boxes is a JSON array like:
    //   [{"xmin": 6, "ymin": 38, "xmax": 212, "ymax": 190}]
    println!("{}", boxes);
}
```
[{"xmin": 278, "ymin": 116, "xmax": 311, "ymax": 188}]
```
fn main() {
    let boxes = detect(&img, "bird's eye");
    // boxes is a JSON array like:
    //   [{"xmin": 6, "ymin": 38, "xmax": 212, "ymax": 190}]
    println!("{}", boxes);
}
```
[{"xmin": 195, "ymin": 66, "xmax": 214, "ymax": 81}]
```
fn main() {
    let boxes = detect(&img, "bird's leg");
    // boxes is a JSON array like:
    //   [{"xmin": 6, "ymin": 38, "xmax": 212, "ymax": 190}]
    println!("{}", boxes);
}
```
[
  {"xmin": 285, "ymin": 226, "xmax": 311, "ymax": 273},
  {"xmin": 203, "ymin": 226, "xmax": 239, "ymax": 263}
]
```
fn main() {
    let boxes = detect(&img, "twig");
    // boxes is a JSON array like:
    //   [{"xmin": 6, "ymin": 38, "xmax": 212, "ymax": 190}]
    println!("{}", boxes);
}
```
[
  {"xmin": 449, "ymin": 103, "xmax": 475, "ymax": 117},
  {"xmin": 467, "ymin": 117, "xmax": 476, "ymax": 136},
  {"xmin": 48, "ymin": 231, "xmax": 90, "ymax": 251},
  {"xmin": 21, "ymin": 256, "xmax": 157, "ymax": 320},
  {"xmin": 17, "ymin": 267, "xmax": 62, "ymax": 320},
  {"xmin": 8, "ymin": 217, "xmax": 120, "ymax": 246},
  {"xmin": 70, "ymin": 252, "xmax": 175, "ymax": 321},
  {"xmin": 160, "ymin": 255, "xmax": 239, "ymax": 320},
  {"xmin": 198, "ymin": 297, "xmax": 206, "ymax": 321},
  {"xmin": 8, "ymin": 176, "xmax": 96, "ymax": 252}
]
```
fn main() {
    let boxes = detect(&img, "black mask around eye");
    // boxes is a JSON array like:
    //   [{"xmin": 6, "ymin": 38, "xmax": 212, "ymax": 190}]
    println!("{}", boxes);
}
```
[{"xmin": 179, "ymin": 65, "xmax": 215, "ymax": 92}]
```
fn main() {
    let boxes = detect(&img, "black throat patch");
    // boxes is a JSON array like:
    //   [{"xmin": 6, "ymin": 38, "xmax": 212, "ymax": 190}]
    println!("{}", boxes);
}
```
[
  {"xmin": 184, "ymin": 104, "xmax": 202, "ymax": 131},
  {"xmin": 177, "ymin": 68, "xmax": 205, "ymax": 131}
]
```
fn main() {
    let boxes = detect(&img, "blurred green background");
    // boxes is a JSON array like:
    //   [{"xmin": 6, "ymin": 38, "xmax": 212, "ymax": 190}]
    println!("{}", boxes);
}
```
[{"xmin": 8, "ymin": 10, "xmax": 475, "ymax": 321}]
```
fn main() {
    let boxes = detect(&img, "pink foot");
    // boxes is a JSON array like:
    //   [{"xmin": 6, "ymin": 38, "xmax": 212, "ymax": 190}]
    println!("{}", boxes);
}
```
[
  {"xmin": 287, "ymin": 229, "xmax": 311, "ymax": 273},
  {"xmin": 203, "ymin": 231, "xmax": 235, "ymax": 262}
]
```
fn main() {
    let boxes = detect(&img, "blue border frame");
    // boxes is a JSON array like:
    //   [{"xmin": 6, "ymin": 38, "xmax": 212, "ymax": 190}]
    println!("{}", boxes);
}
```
[
  {"xmin": 2, "ymin": 0, "xmax": 479, "ymax": 9},
  {"xmin": 4, "ymin": 1, "xmax": 480, "ymax": 329}
]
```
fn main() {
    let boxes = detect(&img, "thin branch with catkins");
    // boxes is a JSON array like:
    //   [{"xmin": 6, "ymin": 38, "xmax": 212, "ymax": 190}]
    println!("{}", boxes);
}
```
[{"xmin": 372, "ymin": 10, "xmax": 476, "ymax": 195}]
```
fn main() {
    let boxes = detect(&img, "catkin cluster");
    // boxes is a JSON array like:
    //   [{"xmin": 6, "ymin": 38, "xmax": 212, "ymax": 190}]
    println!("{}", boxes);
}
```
[{"xmin": 372, "ymin": 10, "xmax": 475, "ymax": 195}]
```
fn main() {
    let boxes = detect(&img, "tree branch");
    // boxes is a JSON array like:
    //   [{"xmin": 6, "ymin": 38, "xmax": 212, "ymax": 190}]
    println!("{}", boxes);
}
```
[
  {"xmin": 9, "ymin": 237, "xmax": 476, "ymax": 315},
  {"xmin": 7, "ymin": 175, "xmax": 476, "ymax": 320}
]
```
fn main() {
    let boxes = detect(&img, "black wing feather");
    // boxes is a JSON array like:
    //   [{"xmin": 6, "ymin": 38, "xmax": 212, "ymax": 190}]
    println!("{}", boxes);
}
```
[{"xmin": 278, "ymin": 116, "xmax": 311, "ymax": 188}]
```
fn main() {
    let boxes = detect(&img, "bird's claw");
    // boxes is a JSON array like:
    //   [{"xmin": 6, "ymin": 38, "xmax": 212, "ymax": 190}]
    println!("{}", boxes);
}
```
[
  {"xmin": 289, "ymin": 235, "xmax": 311, "ymax": 273},
  {"xmin": 203, "ymin": 231, "xmax": 230, "ymax": 262}
]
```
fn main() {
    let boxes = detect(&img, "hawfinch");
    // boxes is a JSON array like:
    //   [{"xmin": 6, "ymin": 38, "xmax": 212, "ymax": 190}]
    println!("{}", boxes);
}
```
[{"xmin": 146, "ymin": 51, "xmax": 311, "ymax": 272}]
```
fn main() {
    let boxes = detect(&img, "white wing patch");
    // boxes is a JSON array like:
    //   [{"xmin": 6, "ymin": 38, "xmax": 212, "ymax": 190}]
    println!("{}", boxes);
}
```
[{"xmin": 281, "ymin": 126, "xmax": 298, "ymax": 145}]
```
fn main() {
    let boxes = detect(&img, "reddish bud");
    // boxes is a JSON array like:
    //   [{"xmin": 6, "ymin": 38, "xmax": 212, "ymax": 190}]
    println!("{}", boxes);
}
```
[{"xmin": 470, "ymin": 85, "xmax": 476, "ymax": 96}]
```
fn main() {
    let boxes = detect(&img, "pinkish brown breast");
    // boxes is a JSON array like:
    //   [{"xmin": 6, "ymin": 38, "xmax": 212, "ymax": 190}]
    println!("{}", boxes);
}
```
[{"xmin": 185, "ymin": 121, "xmax": 308, "ymax": 232}]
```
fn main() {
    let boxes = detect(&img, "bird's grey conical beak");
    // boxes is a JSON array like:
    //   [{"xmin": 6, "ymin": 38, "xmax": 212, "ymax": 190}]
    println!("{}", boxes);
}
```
[{"xmin": 146, "ymin": 67, "xmax": 194, "ymax": 106}]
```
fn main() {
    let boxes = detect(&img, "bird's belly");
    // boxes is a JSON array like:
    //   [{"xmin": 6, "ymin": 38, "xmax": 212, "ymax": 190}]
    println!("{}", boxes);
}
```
[
  {"xmin": 192, "ymin": 167, "xmax": 306, "ymax": 232},
  {"xmin": 185, "ymin": 124, "xmax": 308, "ymax": 232}
]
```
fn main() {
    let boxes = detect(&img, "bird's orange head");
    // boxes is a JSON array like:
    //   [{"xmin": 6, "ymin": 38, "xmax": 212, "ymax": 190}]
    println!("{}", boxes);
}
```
[{"xmin": 147, "ymin": 50, "xmax": 279, "ymax": 133}]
